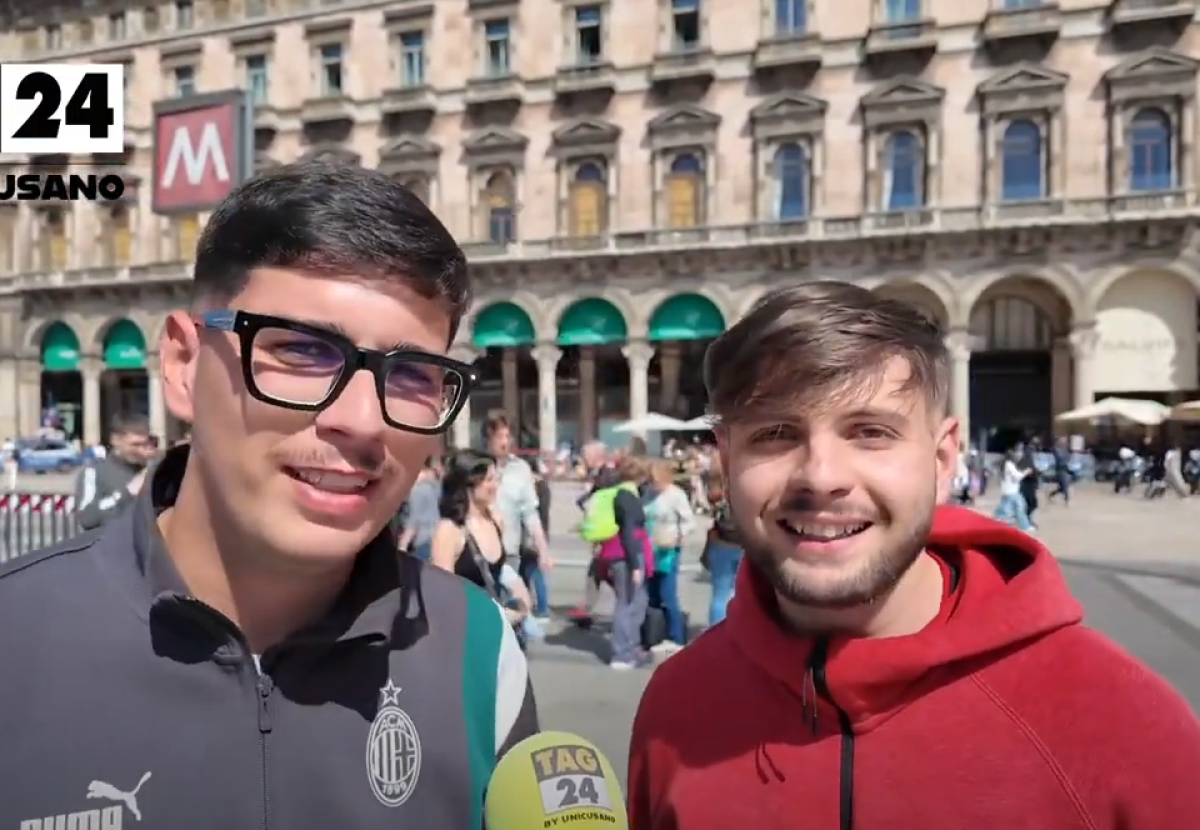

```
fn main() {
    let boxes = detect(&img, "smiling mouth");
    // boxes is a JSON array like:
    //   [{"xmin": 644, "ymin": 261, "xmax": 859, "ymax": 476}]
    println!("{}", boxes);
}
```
[
  {"xmin": 284, "ymin": 467, "xmax": 375, "ymax": 494},
  {"xmin": 777, "ymin": 519, "xmax": 872, "ymax": 543}
]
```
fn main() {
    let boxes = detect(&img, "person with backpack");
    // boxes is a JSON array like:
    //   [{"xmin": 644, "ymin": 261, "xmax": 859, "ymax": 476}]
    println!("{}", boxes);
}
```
[{"xmin": 581, "ymin": 456, "xmax": 653, "ymax": 670}]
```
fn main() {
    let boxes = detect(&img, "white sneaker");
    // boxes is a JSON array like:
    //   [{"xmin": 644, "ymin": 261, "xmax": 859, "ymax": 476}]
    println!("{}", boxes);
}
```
[
  {"xmin": 609, "ymin": 661, "xmax": 637, "ymax": 671},
  {"xmin": 650, "ymin": 640, "xmax": 682, "ymax": 655}
]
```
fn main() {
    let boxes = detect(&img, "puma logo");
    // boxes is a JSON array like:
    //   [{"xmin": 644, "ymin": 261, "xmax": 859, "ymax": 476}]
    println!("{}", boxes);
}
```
[{"xmin": 86, "ymin": 772, "xmax": 152, "ymax": 821}]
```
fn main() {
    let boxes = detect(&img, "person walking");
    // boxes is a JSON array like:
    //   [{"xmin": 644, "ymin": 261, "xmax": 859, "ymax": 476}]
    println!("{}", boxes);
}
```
[
  {"xmin": 596, "ymin": 456, "xmax": 652, "ymax": 670},
  {"xmin": 396, "ymin": 457, "xmax": 441, "ymax": 559},
  {"xmin": 703, "ymin": 458, "xmax": 743, "ymax": 625},
  {"xmin": 644, "ymin": 459, "xmax": 696, "ymax": 655},
  {"xmin": 629, "ymin": 281, "xmax": 1200, "ymax": 830},
  {"xmin": 72, "ymin": 412, "xmax": 157, "ymax": 530},
  {"xmin": 993, "ymin": 447, "xmax": 1034, "ymax": 532}
]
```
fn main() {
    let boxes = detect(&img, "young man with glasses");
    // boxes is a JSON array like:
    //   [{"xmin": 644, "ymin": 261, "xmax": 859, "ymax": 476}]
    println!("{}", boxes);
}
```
[{"xmin": 0, "ymin": 163, "xmax": 538, "ymax": 830}]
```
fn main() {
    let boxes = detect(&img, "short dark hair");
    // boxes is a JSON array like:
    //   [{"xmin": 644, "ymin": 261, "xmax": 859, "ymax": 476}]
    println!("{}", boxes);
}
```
[
  {"xmin": 192, "ymin": 161, "xmax": 471, "ymax": 340},
  {"xmin": 482, "ymin": 411, "xmax": 510, "ymax": 440},
  {"xmin": 703, "ymin": 281, "xmax": 949, "ymax": 423},
  {"xmin": 110, "ymin": 412, "xmax": 150, "ymax": 436}
]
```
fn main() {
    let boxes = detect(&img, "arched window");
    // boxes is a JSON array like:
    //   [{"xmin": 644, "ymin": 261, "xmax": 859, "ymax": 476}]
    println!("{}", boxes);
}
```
[
  {"xmin": 569, "ymin": 162, "xmax": 607, "ymax": 237},
  {"xmin": 665, "ymin": 153, "xmax": 703, "ymax": 229},
  {"xmin": 883, "ymin": 131, "xmax": 923, "ymax": 211},
  {"xmin": 1000, "ymin": 119, "xmax": 1043, "ymax": 201},
  {"xmin": 774, "ymin": 143, "xmax": 809, "ymax": 220},
  {"xmin": 1130, "ymin": 107, "xmax": 1173, "ymax": 192},
  {"xmin": 109, "ymin": 205, "xmax": 131, "ymax": 265},
  {"xmin": 484, "ymin": 170, "xmax": 516, "ymax": 244},
  {"xmin": 43, "ymin": 209, "xmax": 67, "ymax": 270}
]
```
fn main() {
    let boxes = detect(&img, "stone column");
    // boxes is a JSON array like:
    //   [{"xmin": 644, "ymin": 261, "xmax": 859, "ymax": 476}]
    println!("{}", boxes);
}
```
[
  {"xmin": 579, "ymin": 346, "xmax": 597, "ymax": 443},
  {"xmin": 18, "ymin": 359, "xmax": 41, "ymax": 436},
  {"xmin": 943, "ymin": 330, "xmax": 972, "ymax": 445},
  {"xmin": 658, "ymin": 342, "xmax": 681, "ymax": 415},
  {"xmin": 1069, "ymin": 325, "xmax": 1099, "ymax": 410},
  {"xmin": 622, "ymin": 340, "xmax": 654, "ymax": 436},
  {"xmin": 450, "ymin": 345, "xmax": 480, "ymax": 449},
  {"xmin": 532, "ymin": 344, "xmax": 561, "ymax": 453},
  {"xmin": 0, "ymin": 360, "xmax": 17, "ymax": 440},
  {"xmin": 1050, "ymin": 337, "xmax": 1073, "ymax": 431},
  {"xmin": 146, "ymin": 352, "xmax": 167, "ymax": 441},
  {"xmin": 0, "ymin": 299, "xmax": 20, "ymax": 440},
  {"xmin": 501, "ymin": 348, "xmax": 520, "ymax": 433},
  {"xmin": 81, "ymin": 357, "xmax": 104, "ymax": 447}
]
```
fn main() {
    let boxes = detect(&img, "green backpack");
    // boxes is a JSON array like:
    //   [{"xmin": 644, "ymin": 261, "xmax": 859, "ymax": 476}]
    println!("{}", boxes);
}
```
[{"xmin": 580, "ymin": 481, "xmax": 638, "ymax": 543}]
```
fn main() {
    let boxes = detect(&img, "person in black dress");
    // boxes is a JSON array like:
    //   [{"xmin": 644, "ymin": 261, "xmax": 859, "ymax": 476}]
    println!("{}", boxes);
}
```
[{"xmin": 430, "ymin": 450, "xmax": 531, "ymax": 630}]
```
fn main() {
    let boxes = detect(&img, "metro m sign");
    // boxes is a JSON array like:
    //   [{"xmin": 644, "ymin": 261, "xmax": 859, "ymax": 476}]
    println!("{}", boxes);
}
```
[{"xmin": 151, "ymin": 90, "xmax": 250, "ymax": 214}]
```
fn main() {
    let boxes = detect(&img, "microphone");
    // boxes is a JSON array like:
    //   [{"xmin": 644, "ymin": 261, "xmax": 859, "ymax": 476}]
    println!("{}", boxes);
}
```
[{"xmin": 485, "ymin": 731, "xmax": 628, "ymax": 829}]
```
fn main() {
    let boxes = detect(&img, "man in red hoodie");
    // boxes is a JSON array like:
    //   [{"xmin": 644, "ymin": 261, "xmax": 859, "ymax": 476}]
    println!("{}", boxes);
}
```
[{"xmin": 628, "ymin": 281, "xmax": 1200, "ymax": 830}]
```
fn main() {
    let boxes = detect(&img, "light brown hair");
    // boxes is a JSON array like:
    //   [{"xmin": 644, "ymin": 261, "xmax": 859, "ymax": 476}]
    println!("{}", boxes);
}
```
[
  {"xmin": 617, "ymin": 455, "xmax": 649, "ymax": 483},
  {"xmin": 703, "ymin": 281, "xmax": 949, "ymax": 423}
]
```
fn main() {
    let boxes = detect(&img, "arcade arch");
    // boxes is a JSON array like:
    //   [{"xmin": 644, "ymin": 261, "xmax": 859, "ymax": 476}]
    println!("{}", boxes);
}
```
[
  {"xmin": 1093, "ymin": 270, "xmax": 1198, "ymax": 401},
  {"xmin": 967, "ymin": 278, "xmax": 1073, "ymax": 448}
]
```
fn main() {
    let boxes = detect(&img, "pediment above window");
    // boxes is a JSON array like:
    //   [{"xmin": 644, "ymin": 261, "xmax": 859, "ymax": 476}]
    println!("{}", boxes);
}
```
[
  {"xmin": 462, "ymin": 127, "xmax": 529, "ymax": 168},
  {"xmin": 860, "ymin": 76, "xmax": 944, "ymax": 128},
  {"xmin": 551, "ymin": 118, "xmax": 621, "ymax": 157},
  {"xmin": 646, "ymin": 104, "xmax": 720, "ymax": 150},
  {"xmin": 1105, "ymin": 47, "xmax": 1198, "ymax": 102},
  {"xmin": 750, "ymin": 92, "xmax": 827, "ymax": 139},
  {"xmin": 977, "ymin": 63, "xmax": 1067, "ymax": 114},
  {"xmin": 298, "ymin": 145, "xmax": 360, "ymax": 166},
  {"xmin": 379, "ymin": 135, "xmax": 441, "ymax": 174}
]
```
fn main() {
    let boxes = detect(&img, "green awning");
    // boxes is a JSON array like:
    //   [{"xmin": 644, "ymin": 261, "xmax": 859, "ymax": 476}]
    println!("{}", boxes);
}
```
[
  {"xmin": 472, "ymin": 301, "xmax": 536, "ymax": 348},
  {"xmin": 41, "ymin": 322, "xmax": 80, "ymax": 372},
  {"xmin": 649, "ymin": 293, "xmax": 725, "ymax": 341},
  {"xmin": 104, "ymin": 319, "xmax": 147, "ymax": 370},
  {"xmin": 557, "ymin": 298, "xmax": 627, "ymax": 346}
]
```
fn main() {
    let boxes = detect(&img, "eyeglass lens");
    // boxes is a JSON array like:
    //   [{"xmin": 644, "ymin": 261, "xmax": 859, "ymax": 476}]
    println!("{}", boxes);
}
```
[{"xmin": 248, "ymin": 326, "xmax": 462, "ymax": 428}]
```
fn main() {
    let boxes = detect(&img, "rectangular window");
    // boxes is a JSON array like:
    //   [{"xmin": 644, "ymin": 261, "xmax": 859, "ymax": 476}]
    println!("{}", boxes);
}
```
[
  {"xmin": 108, "ymin": 12, "xmax": 127, "ymax": 39},
  {"xmin": 142, "ymin": 7, "xmax": 159, "ymax": 33},
  {"xmin": 775, "ymin": 0, "xmax": 806, "ymax": 34},
  {"xmin": 173, "ymin": 65, "xmax": 196, "ymax": 97},
  {"xmin": 485, "ymin": 20, "xmax": 511, "ymax": 76},
  {"xmin": 666, "ymin": 175, "xmax": 699, "ymax": 227},
  {"xmin": 400, "ymin": 32, "xmax": 426, "ymax": 86},
  {"xmin": 175, "ymin": 0, "xmax": 194, "ymax": 29},
  {"xmin": 245, "ymin": 55, "xmax": 269, "ymax": 104},
  {"xmin": 883, "ymin": 0, "xmax": 920, "ymax": 23},
  {"xmin": 575, "ymin": 6, "xmax": 603, "ymax": 63},
  {"xmin": 320, "ymin": 44, "xmax": 344, "ymax": 94},
  {"xmin": 44, "ymin": 24, "xmax": 61, "ymax": 51},
  {"xmin": 671, "ymin": 0, "xmax": 700, "ymax": 50}
]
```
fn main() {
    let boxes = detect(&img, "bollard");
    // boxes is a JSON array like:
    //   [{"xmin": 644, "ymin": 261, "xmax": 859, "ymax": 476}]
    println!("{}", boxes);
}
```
[{"xmin": 0, "ymin": 493, "xmax": 80, "ymax": 564}]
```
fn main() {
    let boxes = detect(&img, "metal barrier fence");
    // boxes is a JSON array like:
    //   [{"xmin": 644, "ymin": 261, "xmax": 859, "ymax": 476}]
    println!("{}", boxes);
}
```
[{"xmin": 0, "ymin": 493, "xmax": 79, "ymax": 564}]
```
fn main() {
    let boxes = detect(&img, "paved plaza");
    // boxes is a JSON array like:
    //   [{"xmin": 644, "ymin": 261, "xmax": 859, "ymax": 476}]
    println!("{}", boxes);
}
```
[{"xmin": 5, "ymin": 474, "xmax": 1200, "ymax": 786}]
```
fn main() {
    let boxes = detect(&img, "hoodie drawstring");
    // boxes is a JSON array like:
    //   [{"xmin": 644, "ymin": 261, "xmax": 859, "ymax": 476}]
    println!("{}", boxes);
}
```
[{"xmin": 807, "ymin": 637, "xmax": 856, "ymax": 830}]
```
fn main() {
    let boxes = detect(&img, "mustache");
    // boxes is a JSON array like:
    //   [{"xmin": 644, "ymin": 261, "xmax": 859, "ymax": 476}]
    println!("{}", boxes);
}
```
[
  {"xmin": 272, "ymin": 447, "xmax": 390, "ymax": 475},
  {"xmin": 778, "ymin": 493, "xmax": 878, "ymax": 521}
]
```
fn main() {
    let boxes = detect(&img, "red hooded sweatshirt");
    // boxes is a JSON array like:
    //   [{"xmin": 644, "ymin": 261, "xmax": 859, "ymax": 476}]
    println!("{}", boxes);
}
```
[{"xmin": 628, "ymin": 506, "xmax": 1200, "ymax": 830}]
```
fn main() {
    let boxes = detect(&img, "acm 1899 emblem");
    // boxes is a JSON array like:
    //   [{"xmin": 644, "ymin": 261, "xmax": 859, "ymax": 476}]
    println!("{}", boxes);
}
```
[{"xmin": 366, "ymin": 679, "xmax": 422, "ymax": 807}]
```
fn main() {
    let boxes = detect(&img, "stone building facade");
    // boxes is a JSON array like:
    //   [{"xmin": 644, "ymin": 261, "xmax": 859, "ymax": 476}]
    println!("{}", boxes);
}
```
[{"xmin": 0, "ymin": 0, "xmax": 1198, "ymax": 448}]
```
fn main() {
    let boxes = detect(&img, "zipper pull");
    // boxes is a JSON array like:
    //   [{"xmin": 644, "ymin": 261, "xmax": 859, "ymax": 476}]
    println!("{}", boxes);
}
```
[{"xmin": 257, "ymin": 675, "xmax": 274, "ymax": 734}]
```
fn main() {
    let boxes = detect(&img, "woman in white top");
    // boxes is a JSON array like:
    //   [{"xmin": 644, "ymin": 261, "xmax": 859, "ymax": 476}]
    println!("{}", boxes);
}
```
[
  {"xmin": 993, "ymin": 448, "xmax": 1034, "ymax": 532},
  {"xmin": 644, "ymin": 460, "xmax": 697, "ymax": 653}
]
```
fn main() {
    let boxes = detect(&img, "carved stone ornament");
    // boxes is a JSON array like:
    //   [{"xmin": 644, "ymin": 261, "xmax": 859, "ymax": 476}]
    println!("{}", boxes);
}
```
[
  {"xmin": 645, "ymin": 103, "xmax": 720, "ymax": 151},
  {"xmin": 859, "ymin": 76, "xmax": 945, "ymax": 128}
]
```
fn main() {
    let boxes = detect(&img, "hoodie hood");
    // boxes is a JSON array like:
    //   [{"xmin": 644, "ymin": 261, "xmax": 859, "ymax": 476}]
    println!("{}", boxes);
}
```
[{"xmin": 725, "ymin": 505, "xmax": 1083, "ymax": 731}]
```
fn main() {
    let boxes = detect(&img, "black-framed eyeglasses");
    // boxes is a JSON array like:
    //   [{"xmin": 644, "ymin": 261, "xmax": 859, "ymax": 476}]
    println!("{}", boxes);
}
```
[{"xmin": 197, "ymin": 310, "xmax": 476, "ymax": 435}]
